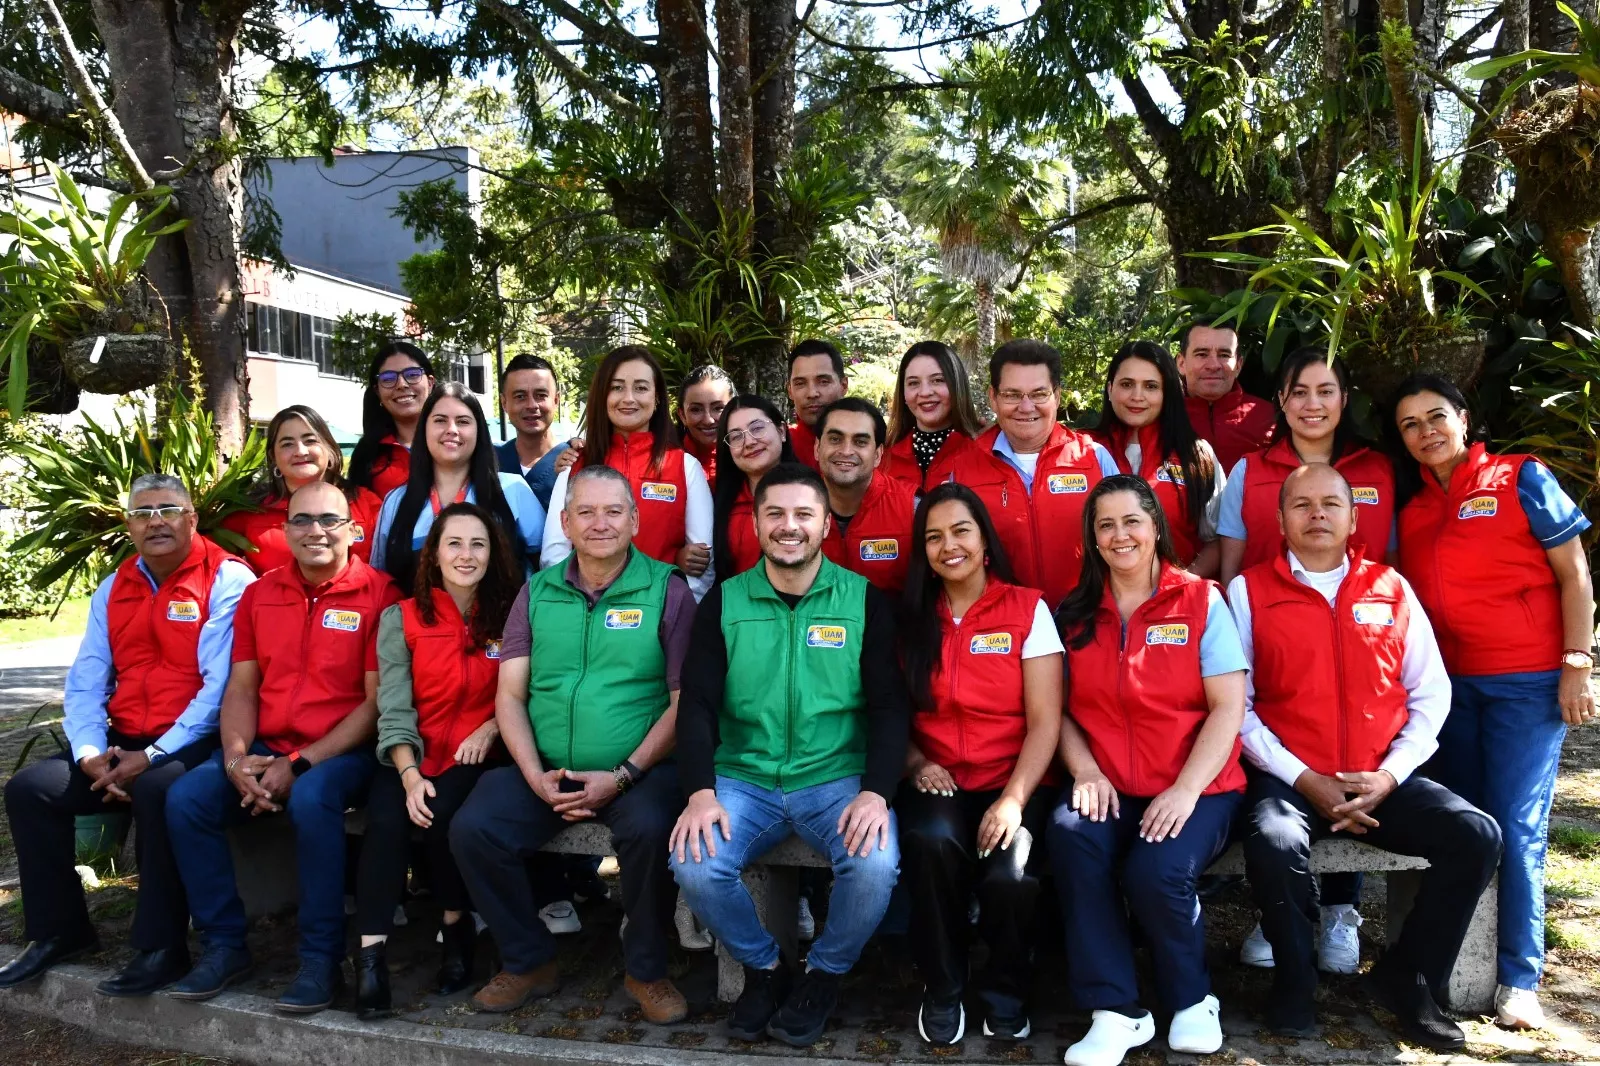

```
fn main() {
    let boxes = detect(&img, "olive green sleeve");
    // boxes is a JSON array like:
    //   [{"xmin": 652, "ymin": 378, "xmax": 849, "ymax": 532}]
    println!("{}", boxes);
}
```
[{"xmin": 375, "ymin": 603, "xmax": 424, "ymax": 768}]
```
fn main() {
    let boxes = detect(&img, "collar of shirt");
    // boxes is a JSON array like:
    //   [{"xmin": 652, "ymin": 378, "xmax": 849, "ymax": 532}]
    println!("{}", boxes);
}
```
[
  {"xmin": 990, "ymin": 429, "xmax": 1043, "ymax": 488},
  {"xmin": 1286, "ymin": 549, "xmax": 1349, "ymax": 605}
]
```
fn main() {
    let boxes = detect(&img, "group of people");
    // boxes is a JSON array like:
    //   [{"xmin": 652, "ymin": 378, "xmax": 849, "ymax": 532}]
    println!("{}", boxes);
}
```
[{"xmin": 0, "ymin": 324, "xmax": 1593, "ymax": 1066}]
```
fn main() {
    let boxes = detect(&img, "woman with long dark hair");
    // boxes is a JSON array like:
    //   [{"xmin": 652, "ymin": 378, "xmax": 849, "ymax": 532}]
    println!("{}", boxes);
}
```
[
  {"xmin": 882, "ymin": 341, "xmax": 983, "ymax": 492},
  {"xmin": 542, "ymin": 346, "xmax": 715, "ymax": 599},
  {"xmin": 354, "ymin": 503, "xmax": 521, "ymax": 1018},
  {"xmin": 221, "ymin": 405, "xmax": 383, "ymax": 575},
  {"xmin": 1092, "ymin": 342, "xmax": 1223, "ymax": 576},
  {"xmin": 1049, "ymin": 475, "xmax": 1247, "ymax": 1066},
  {"xmin": 371, "ymin": 383, "xmax": 544, "ymax": 593},
  {"xmin": 711, "ymin": 395, "xmax": 798, "ymax": 582},
  {"xmin": 1391, "ymin": 374, "xmax": 1595, "ymax": 1030},
  {"xmin": 676, "ymin": 364, "xmax": 736, "ymax": 490},
  {"xmin": 347, "ymin": 341, "xmax": 437, "ymax": 500},
  {"xmin": 896, "ymin": 483, "xmax": 1061, "ymax": 1047}
]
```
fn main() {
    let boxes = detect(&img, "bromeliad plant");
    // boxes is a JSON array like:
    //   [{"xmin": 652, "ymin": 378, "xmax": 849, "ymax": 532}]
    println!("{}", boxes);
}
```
[{"xmin": 1508, "ymin": 327, "xmax": 1600, "ymax": 568}]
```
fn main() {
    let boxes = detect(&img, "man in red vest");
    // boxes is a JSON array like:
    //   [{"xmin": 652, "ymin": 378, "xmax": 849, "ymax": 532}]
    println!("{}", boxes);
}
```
[
  {"xmin": 1229, "ymin": 463, "xmax": 1501, "ymax": 1050},
  {"xmin": 0, "ymin": 475, "xmax": 254, "ymax": 995},
  {"xmin": 785, "ymin": 339, "xmax": 848, "ymax": 472},
  {"xmin": 1178, "ymin": 322, "xmax": 1275, "ymax": 473},
  {"xmin": 166, "ymin": 481, "xmax": 399, "ymax": 1014},
  {"xmin": 815, "ymin": 398, "xmax": 916, "ymax": 594}
]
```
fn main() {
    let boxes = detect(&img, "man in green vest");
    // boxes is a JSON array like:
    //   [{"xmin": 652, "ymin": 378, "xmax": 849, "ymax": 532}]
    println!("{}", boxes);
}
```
[
  {"xmin": 671, "ymin": 462, "xmax": 909, "ymax": 1047},
  {"xmin": 450, "ymin": 466, "xmax": 696, "ymax": 1023}
]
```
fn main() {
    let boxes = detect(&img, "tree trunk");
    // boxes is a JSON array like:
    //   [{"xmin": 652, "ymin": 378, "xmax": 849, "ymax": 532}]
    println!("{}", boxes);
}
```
[
  {"xmin": 1460, "ymin": 0, "xmax": 1531, "ymax": 210},
  {"xmin": 1306, "ymin": 0, "xmax": 1346, "ymax": 239},
  {"xmin": 715, "ymin": 0, "xmax": 753, "ymax": 223},
  {"xmin": 975, "ymin": 279, "xmax": 997, "ymax": 353},
  {"xmin": 655, "ymin": 0, "xmax": 717, "ymax": 245},
  {"xmin": 1378, "ymin": 0, "xmax": 1433, "ymax": 182},
  {"xmin": 743, "ymin": 0, "xmax": 797, "ymax": 393},
  {"xmin": 1548, "ymin": 225, "xmax": 1600, "ymax": 330}
]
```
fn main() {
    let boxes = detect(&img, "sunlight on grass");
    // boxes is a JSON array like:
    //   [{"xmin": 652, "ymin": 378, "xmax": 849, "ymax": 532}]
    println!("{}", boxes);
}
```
[{"xmin": 0, "ymin": 596, "xmax": 90, "ymax": 646}]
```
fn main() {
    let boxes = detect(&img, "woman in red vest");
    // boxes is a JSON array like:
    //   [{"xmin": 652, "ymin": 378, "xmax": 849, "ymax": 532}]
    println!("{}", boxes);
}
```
[
  {"xmin": 221, "ymin": 405, "xmax": 383, "ymax": 576},
  {"xmin": 542, "ymin": 346, "xmax": 715, "ymax": 599},
  {"xmin": 882, "ymin": 341, "xmax": 983, "ymax": 493},
  {"xmin": 1048, "ymin": 475, "xmax": 1247, "ymax": 1066},
  {"xmin": 1091, "ymin": 341, "xmax": 1224, "ymax": 575},
  {"xmin": 1392, "ymin": 374, "xmax": 1595, "ymax": 1029},
  {"xmin": 353, "ymin": 502, "xmax": 521, "ymax": 1019},
  {"xmin": 1218, "ymin": 348, "xmax": 1396, "ymax": 584},
  {"xmin": 347, "ymin": 342, "xmax": 438, "ymax": 501},
  {"xmin": 896, "ymin": 484, "xmax": 1062, "ymax": 1047},
  {"xmin": 710, "ymin": 395, "xmax": 800, "ymax": 583},
  {"xmin": 675, "ymin": 364, "xmax": 735, "ymax": 491}
]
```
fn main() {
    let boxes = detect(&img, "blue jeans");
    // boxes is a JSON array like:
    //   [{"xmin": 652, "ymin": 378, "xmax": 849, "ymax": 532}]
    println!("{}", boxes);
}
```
[
  {"xmin": 167, "ymin": 744, "xmax": 376, "ymax": 963},
  {"xmin": 1425, "ymin": 670, "xmax": 1565, "ymax": 990},
  {"xmin": 671, "ymin": 775, "xmax": 900, "ymax": 975}
]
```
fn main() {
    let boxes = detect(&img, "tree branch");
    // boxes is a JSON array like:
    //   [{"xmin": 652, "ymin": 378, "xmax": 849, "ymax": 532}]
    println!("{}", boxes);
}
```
[
  {"xmin": 1247, "ymin": 0, "xmax": 1307, "ymax": 41},
  {"xmin": 0, "ymin": 64, "xmax": 87, "ymax": 139},
  {"xmin": 751, "ymin": 0, "xmax": 818, "ymax": 95},
  {"xmin": 1120, "ymin": 70, "xmax": 1183, "ymax": 157},
  {"xmin": 799, "ymin": 13, "xmax": 1032, "ymax": 53},
  {"xmin": 1438, "ymin": 3, "xmax": 1504, "ymax": 69},
  {"xmin": 480, "ymin": 0, "xmax": 650, "ymax": 120},
  {"xmin": 1008, "ymin": 194, "xmax": 1155, "ymax": 289},
  {"xmin": 486, "ymin": 0, "xmax": 664, "ymax": 66},
  {"xmin": 29, "ymin": 0, "xmax": 152, "ymax": 190},
  {"xmin": 1057, "ymin": 40, "xmax": 1162, "ymax": 197},
  {"xmin": 1416, "ymin": 63, "xmax": 1492, "ymax": 120}
]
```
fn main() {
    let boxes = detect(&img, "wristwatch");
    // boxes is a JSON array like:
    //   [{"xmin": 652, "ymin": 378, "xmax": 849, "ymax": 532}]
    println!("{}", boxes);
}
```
[
  {"xmin": 1563, "ymin": 650, "xmax": 1596, "ymax": 671},
  {"xmin": 142, "ymin": 744, "xmax": 165, "ymax": 765},
  {"xmin": 289, "ymin": 750, "xmax": 313, "ymax": 777},
  {"xmin": 612, "ymin": 763, "xmax": 635, "ymax": 794}
]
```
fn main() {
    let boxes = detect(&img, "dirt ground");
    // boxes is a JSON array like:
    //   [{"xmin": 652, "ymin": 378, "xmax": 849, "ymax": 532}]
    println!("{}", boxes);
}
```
[{"xmin": 0, "ymin": 1004, "xmax": 235, "ymax": 1066}]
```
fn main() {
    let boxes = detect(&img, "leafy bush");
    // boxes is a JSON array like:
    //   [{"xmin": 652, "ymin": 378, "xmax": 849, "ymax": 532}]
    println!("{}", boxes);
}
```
[{"xmin": 1507, "ymin": 328, "xmax": 1600, "ymax": 566}]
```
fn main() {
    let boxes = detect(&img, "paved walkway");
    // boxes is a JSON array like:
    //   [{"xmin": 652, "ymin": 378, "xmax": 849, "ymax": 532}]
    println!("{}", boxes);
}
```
[{"xmin": 0, "ymin": 636, "xmax": 78, "ymax": 720}]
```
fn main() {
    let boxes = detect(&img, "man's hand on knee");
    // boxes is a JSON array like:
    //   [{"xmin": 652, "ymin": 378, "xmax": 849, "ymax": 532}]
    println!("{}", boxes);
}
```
[
  {"xmin": 837, "ymin": 791, "xmax": 890, "ymax": 858},
  {"xmin": 1294, "ymin": 770, "xmax": 1376, "ymax": 834},
  {"xmin": 671, "ymin": 789, "xmax": 730, "ymax": 864},
  {"xmin": 91, "ymin": 747, "xmax": 150, "ymax": 802}
]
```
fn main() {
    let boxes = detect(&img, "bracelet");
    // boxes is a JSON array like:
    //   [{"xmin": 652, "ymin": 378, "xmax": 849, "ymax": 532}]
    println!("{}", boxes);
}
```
[
  {"xmin": 621, "ymin": 760, "xmax": 642, "ymax": 783},
  {"xmin": 226, "ymin": 754, "xmax": 245, "ymax": 774},
  {"xmin": 400, "ymin": 765, "xmax": 422, "ymax": 781}
]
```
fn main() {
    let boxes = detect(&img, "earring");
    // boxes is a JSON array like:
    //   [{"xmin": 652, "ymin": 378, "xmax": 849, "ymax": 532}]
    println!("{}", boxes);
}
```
[{"xmin": 271, "ymin": 466, "xmax": 281, "ymax": 478}]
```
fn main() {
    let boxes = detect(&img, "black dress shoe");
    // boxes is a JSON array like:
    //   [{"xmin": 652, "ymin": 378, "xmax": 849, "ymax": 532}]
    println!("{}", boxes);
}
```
[
  {"xmin": 96, "ymin": 947, "xmax": 191, "ymax": 998},
  {"xmin": 1368, "ymin": 963, "xmax": 1465, "ymax": 1051},
  {"xmin": 0, "ymin": 931, "xmax": 99, "ymax": 988},
  {"xmin": 436, "ymin": 918, "xmax": 476, "ymax": 995},
  {"xmin": 355, "ymin": 943, "xmax": 392, "ymax": 1020}
]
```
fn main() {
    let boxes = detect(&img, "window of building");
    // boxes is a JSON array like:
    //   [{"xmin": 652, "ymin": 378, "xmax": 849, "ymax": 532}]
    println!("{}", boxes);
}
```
[{"xmin": 247, "ymin": 304, "xmax": 354, "ymax": 379}]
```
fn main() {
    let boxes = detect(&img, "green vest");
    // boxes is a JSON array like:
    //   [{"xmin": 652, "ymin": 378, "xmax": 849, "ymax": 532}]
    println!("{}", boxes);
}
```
[
  {"xmin": 717, "ymin": 558, "xmax": 868, "ymax": 791},
  {"xmin": 526, "ymin": 547, "xmax": 674, "ymax": 771}
]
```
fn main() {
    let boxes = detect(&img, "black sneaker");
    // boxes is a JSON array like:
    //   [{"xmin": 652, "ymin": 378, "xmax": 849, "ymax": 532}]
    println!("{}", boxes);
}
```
[
  {"xmin": 917, "ymin": 992, "xmax": 965, "ymax": 1046},
  {"xmin": 1367, "ymin": 963, "xmax": 1465, "ymax": 1051},
  {"xmin": 728, "ymin": 963, "xmax": 792, "ymax": 1041},
  {"xmin": 982, "ymin": 1011, "xmax": 1030, "ymax": 1040},
  {"xmin": 767, "ymin": 968, "xmax": 842, "ymax": 1047}
]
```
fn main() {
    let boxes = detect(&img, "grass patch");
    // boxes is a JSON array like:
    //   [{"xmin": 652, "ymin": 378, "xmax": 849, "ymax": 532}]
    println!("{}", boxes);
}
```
[
  {"xmin": 1553, "ymin": 824, "xmax": 1600, "ymax": 858},
  {"xmin": 1548, "ymin": 915, "xmax": 1600, "ymax": 952},
  {"xmin": 0, "ymin": 596, "xmax": 91, "ymax": 646}
]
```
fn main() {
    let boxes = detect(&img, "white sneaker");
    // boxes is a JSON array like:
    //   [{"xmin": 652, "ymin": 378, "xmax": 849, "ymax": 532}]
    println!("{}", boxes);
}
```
[
  {"xmin": 797, "ymin": 896, "xmax": 817, "ymax": 940},
  {"xmin": 1317, "ymin": 905, "xmax": 1362, "ymax": 974},
  {"xmin": 675, "ymin": 894, "xmax": 713, "ymax": 950},
  {"xmin": 539, "ymin": 900, "xmax": 582, "ymax": 935},
  {"xmin": 1168, "ymin": 994, "xmax": 1223, "ymax": 1054},
  {"xmin": 1495, "ymin": 984, "xmax": 1547, "ymax": 1029},
  {"xmin": 392, "ymin": 904, "xmax": 409, "ymax": 927},
  {"xmin": 1063, "ymin": 1010, "xmax": 1154, "ymax": 1066},
  {"xmin": 1240, "ymin": 922, "xmax": 1274, "ymax": 968}
]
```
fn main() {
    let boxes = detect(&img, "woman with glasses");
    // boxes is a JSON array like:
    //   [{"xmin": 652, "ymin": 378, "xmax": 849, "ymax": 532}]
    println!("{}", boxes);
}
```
[
  {"xmin": 221, "ymin": 405, "xmax": 383, "ymax": 576},
  {"xmin": 882, "ymin": 342, "xmax": 983, "ymax": 493},
  {"xmin": 542, "ymin": 346, "xmax": 716, "ymax": 600},
  {"xmin": 348, "ymin": 342, "xmax": 438, "ymax": 500},
  {"xmin": 676, "ymin": 365, "xmax": 736, "ymax": 491},
  {"xmin": 354, "ymin": 502, "xmax": 520, "ymax": 1019},
  {"xmin": 710, "ymin": 395, "xmax": 799, "ymax": 582},
  {"xmin": 371, "ymin": 383, "xmax": 544, "ymax": 593}
]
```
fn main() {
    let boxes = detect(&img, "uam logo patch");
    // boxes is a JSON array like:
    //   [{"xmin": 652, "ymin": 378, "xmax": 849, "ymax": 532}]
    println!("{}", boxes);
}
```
[
  {"xmin": 1351, "ymin": 486, "xmax": 1381, "ymax": 505},
  {"xmin": 1047, "ymin": 473, "xmax": 1089, "ymax": 494},
  {"xmin": 605, "ymin": 609, "xmax": 643, "ymax": 630},
  {"xmin": 1352, "ymin": 602, "xmax": 1395, "ymax": 627},
  {"xmin": 1145, "ymin": 623, "xmax": 1190, "ymax": 646},
  {"xmin": 1155, "ymin": 464, "xmax": 1186, "ymax": 486},
  {"xmin": 322, "ymin": 609, "xmax": 362, "ymax": 632},
  {"xmin": 969, "ymin": 632, "xmax": 1013, "ymax": 655},
  {"xmin": 641, "ymin": 482, "xmax": 678, "ymax": 503},
  {"xmin": 859, "ymin": 539, "xmax": 899, "ymax": 561},
  {"xmin": 1458, "ymin": 496, "xmax": 1499, "ymax": 520},
  {"xmin": 351, "ymin": 524, "xmax": 366, "ymax": 543},
  {"xmin": 484, "ymin": 639, "xmax": 502, "ymax": 660},
  {"xmin": 806, "ymin": 625, "xmax": 847, "ymax": 648},
  {"xmin": 166, "ymin": 601, "xmax": 201, "ymax": 623}
]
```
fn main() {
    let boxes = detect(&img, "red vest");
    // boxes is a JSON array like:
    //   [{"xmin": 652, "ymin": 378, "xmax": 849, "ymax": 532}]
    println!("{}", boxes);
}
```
[
  {"xmin": 913, "ymin": 579, "xmax": 1054, "ymax": 792},
  {"xmin": 723, "ymin": 484, "xmax": 763, "ymax": 577},
  {"xmin": 787, "ymin": 420, "xmax": 822, "ymax": 472},
  {"xmin": 220, "ymin": 488, "xmax": 382, "ymax": 577},
  {"xmin": 1398, "ymin": 444, "xmax": 1563, "ymax": 675},
  {"xmin": 399, "ymin": 589, "xmax": 500, "ymax": 776},
  {"xmin": 684, "ymin": 432, "xmax": 718, "ymax": 490},
  {"xmin": 367, "ymin": 436, "xmax": 412, "ymax": 501},
  {"xmin": 820, "ymin": 475, "xmax": 917, "ymax": 592},
  {"xmin": 1067, "ymin": 565, "xmax": 1245, "ymax": 797},
  {"xmin": 582, "ymin": 431, "xmax": 690, "ymax": 565},
  {"xmin": 1242, "ymin": 552, "xmax": 1411, "ymax": 775},
  {"xmin": 948, "ymin": 424, "xmax": 1105, "ymax": 609},
  {"xmin": 1100, "ymin": 422, "xmax": 1203, "ymax": 565},
  {"xmin": 239, "ymin": 556, "xmax": 399, "ymax": 753},
  {"xmin": 880, "ymin": 431, "xmax": 977, "ymax": 494},
  {"xmin": 104, "ymin": 536, "xmax": 239, "ymax": 741},
  {"xmin": 1185, "ymin": 386, "xmax": 1276, "ymax": 474},
  {"xmin": 1238, "ymin": 439, "xmax": 1395, "ymax": 571}
]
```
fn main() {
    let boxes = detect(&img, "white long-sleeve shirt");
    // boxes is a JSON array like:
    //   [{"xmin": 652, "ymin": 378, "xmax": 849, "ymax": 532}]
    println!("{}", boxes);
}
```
[
  {"xmin": 1226, "ymin": 551, "xmax": 1452, "ymax": 788},
  {"xmin": 541, "ymin": 454, "xmax": 716, "ymax": 601}
]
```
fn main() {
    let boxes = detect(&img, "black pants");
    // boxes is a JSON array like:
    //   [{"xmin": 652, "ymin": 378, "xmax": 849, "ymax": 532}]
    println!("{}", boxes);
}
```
[
  {"xmin": 355, "ymin": 761, "xmax": 496, "ymax": 936},
  {"xmin": 451, "ymin": 762, "xmax": 681, "ymax": 980},
  {"xmin": 1242, "ymin": 769, "xmax": 1502, "ymax": 1007},
  {"xmin": 897, "ymin": 782, "xmax": 1054, "ymax": 1019},
  {"xmin": 3, "ymin": 731, "xmax": 216, "ymax": 951}
]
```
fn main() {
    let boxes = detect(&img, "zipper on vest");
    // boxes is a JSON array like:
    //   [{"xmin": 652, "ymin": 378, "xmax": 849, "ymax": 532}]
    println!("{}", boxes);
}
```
[
  {"xmin": 570, "ymin": 602, "xmax": 592, "ymax": 769},
  {"xmin": 286, "ymin": 592, "xmax": 316, "ymax": 734},
  {"xmin": 950, "ymin": 614, "xmax": 968, "ymax": 768},
  {"xmin": 1118, "ymin": 609, "xmax": 1138, "ymax": 796},
  {"xmin": 1328, "ymin": 594, "xmax": 1347, "ymax": 770},
  {"xmin": 782, "ymin": 606, "xmax": 797, "ymax": 789}
]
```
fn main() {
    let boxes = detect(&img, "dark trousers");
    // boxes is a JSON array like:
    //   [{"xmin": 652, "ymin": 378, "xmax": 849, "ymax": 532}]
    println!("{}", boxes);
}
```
[
  {"xmin": 897, "ymin": 782, "xmax": 1054, "ymax": 1019},
  {"xmin": 1242, "ymin": 770, "xmax": 1502, "ymax": 1007},
  {"xmin": 355, "ymin": 761, "xmax": 495, "ymax": 936},
  {"xmin": 4, "ymin": 731, "xmax": 216, "ymax": 951},
  {"xmin": 1049, "ymin": 788, "xmax": 1241, "ymax": 1013},
  {"xmin": 451, "ymin": 762, "xmax": 680, "ymax": 980}
]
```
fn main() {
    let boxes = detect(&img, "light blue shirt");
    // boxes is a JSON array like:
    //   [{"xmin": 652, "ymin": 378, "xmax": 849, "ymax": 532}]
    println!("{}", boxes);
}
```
[
  {"xmin": 64, "ymin": 555, "xmax": 255, "ymax": 763},
  {"xmin": 370, "ymin": 471, "xmax": 546, "ymax": 570},
  {"xmin": 1218, "ymin": 456, "xmax": 1398, "ymax": 552},
  {"xmin": 990, "ymin": 429, "xmax": 1120, "ymax": 493}
]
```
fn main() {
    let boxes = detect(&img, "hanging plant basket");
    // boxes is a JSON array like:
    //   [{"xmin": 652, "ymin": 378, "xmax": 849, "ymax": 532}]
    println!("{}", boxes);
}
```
[
  {"xmin": 1347, "ymin": 331, "xmax": 1488, "ymax": 406},
  {"xmin": 58, "ymin": 276, "xmax": 176, "ymax": 394},
  {"xmin": 1493, "ymin": 84, "xmax": 1600, "ymax": 234},
  {"xmin": 0, "ymin": 337, "xmax": 81, "ymax": 414}
]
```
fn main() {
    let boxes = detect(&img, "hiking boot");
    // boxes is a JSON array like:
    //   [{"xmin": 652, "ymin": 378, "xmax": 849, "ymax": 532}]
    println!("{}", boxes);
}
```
[
  {"xmin": 727, "ymin": 962, "xmax": 791, "ymax": 1041},
  {"xmin": 473, "ymin": 962, "xmax": 560, "ymax": 1013},
  {"xmin": 625, "ymin": 974, "xmax": 688, "ymax": 1024},
  {"xmin": 767, "ymin": 968, "xmax": 842, "ymax": 1047}
]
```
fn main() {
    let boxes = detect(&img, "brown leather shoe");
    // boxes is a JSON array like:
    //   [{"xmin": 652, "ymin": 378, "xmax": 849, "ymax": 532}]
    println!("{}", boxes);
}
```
[
  {"xmin": 472, "ymin": 963, "xmax": 560, "ymax": 1013},
  {"xmin": 625, "ymin": 974, "xmax": 689, "ymax": 1024}
]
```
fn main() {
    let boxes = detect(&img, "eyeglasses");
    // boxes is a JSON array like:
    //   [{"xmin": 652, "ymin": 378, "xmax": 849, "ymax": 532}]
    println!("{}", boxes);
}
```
[
  {"xmin": 287, "ymin": 513, "xmax": 352, "ymax": 531},
  {"xmin": 724, "ymin": 419, "xmax": 774, "ymax": 449},
  {"xmin": 126, "ymin": 506, "xmax": 191, "ymax": 522},
  {"xmin": 376, "ymin": 367, "xmax": 427, "ymax": 389},
  {"xmin": 995, "ymin": 388, "xmax": 1057, "ymax": 408}
]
